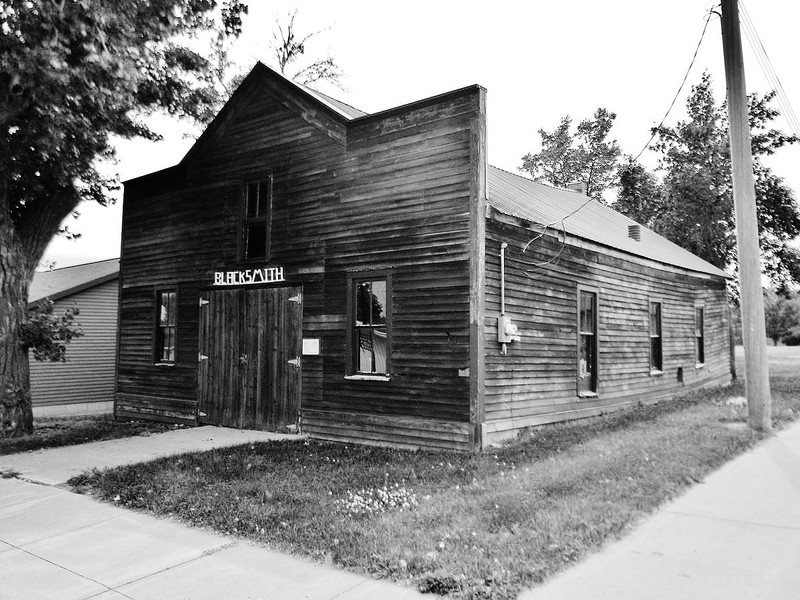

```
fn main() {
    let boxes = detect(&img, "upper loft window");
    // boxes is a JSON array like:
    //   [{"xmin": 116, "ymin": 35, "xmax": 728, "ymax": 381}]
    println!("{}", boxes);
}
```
[{"xmin": 241, "ymin": 177, "xmax": 272, "ymax": 261}]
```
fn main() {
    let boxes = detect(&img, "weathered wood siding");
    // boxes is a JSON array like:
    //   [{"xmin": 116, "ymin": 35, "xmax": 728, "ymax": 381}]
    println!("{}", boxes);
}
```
[
  {"xmin": 482, "ymin": 214, "xmax": 731, "ymax": 444},
  {"xmin": 30, "ymin": 279, "xmax": 118, "ymax": 414},
  {"xmin": 117, "ymin": 72, "xmax": 480, "ymax": 449}
]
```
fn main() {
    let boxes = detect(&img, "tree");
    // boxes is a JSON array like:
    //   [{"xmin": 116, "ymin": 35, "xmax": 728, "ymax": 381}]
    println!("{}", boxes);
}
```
[
  {"xmin": 521, "ymin": 108, "xmax": 621, "ymax": 202},
  {"xmin": 614, "ymin": 73, "xmax": 800, "ymax": 291},
  {"xmin": 271, "ymin": 10, "xmax": 343, "ymax": 88},
  {"xmin": 763, "ymin": 290, "xmax": 798, "ymax": 345},
  {"xmin": 0, "ymin": 0, "xmax": 247, "ymax": 435}
]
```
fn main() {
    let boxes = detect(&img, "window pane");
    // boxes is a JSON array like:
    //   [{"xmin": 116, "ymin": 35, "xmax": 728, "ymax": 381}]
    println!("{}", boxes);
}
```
[
  {"xmin": 246, "ymin": 182, "xmax": 259, "ymax": 217},
  {"xmin": 695, "ymin": 307, "xmax": 703, "ymax": 337},
  {"xmin": 579, "ymin": 292, "xmax": 595, "ymax": 333},
  {"xmin": 371, "ymin": 280, "xmax": 386, "ymax": 324},
  {"xmin": 355, "ymin": 282, "xmax": 372, "ymax": 325},
  {"xmin": 651, "ymin": 338, "xmax": 662, "ymax": 370},
  {"xmin": 650, "ymin": 302, "xmax": 661, "ymax": 336},
  {"xmin": 246, "ymin": 223, "xmax": 268, "ymax": 260},
  {"xmin": 257, "ymin": 180, "xmax": 269, "ymax": 216}
]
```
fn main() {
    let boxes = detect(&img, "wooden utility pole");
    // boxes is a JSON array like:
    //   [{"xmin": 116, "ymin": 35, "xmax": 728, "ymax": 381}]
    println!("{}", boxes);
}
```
[{"xmin": 720, "ymin": 0, "xmax": 772, "ymax": 431}]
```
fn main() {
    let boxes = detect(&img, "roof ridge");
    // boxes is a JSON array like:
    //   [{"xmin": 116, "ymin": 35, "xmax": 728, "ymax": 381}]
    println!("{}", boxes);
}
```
[{"xmin": 40, "ymin": 257, "xmax": 119, "ymax": 273}]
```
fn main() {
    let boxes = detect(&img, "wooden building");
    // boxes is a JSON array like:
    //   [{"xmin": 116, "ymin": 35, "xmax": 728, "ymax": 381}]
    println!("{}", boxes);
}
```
[
  {"xmin": 115, "ymin": 63, "xmax": 731, "ymax": 451},
  {"xmin": 29, "ymin": 258, "xmax": 119, "ymax": 417}
]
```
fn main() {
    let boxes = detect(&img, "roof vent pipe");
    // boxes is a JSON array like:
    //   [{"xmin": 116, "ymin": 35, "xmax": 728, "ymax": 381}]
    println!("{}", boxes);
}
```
[{"xmin": 628, "ymin": 224, "xmax": 642, "ymax": 242}]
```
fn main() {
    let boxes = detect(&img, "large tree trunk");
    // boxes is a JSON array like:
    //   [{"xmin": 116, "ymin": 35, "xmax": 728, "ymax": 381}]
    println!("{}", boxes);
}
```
[{"xmin": 0, "ymin": 233, "xmax": 35, "ymax": 437}]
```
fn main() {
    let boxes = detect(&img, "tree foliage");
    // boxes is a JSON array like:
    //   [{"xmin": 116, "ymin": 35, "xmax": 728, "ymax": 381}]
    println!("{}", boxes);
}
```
[
  {"xmin": 615, "ymin": 73, "xmax": 800, "ymax": 292},
  {"xmin": 0, "ymin": 0, "xmax": 247, "ymax": 435},
  {"xmin": 521, "ymin": 108, "xmax": 621, "ymax": 201},
  {"xmin": 20, "ymin": 300, "xmax": 83, "ymax": 362}
]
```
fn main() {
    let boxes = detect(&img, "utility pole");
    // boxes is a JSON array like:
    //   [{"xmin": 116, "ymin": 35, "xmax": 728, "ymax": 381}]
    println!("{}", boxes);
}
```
[{"xmin": 720, "ymin": 0, "xmax": 772, "ymax": 431}]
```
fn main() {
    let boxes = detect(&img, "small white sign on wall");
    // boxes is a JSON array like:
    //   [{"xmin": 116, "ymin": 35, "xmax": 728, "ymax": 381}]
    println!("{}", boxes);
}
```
[{"xmin": 302, "ymin": 338, "xmax": 321, "ymax": 355}]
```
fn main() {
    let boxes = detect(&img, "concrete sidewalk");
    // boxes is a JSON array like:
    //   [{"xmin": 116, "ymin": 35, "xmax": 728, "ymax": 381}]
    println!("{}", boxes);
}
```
[
  {"xmin": 0, "ymin": 426, "xmax": 426, "ymax": 599},
  {"xmin": 0, "ymin": 426, "xmax": 301, "ymax": 486},
  {"xmin": 520, "ymin": 420, "xmax": 800, "ymax": 600}
]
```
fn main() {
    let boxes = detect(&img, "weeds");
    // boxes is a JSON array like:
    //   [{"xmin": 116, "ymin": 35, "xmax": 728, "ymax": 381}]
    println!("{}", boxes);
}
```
[{"xmin": 70, "ymin": 366, "xmax": 800, "ymax": 599}]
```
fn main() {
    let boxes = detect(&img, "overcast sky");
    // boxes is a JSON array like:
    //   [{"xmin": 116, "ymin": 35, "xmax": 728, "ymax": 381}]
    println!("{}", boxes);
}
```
[{"xmin": 44, "ymin": 0, "xmax": 800, "ymax": 268}]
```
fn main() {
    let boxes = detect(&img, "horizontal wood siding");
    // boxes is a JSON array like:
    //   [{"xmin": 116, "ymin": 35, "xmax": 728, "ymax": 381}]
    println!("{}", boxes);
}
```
[
  {"xmin": 483, "ymin": 215, "xmax": 732, "ymax": 443},
  {"xmin": 302, "ymin": 409, "xmax": 471, "ymax": 452},
  {"xmin": 117, "ymin": 74, "xmax": 479, "ymax": 450},
  {"xmin": 30, "ymin": 279, "xmax": 118, "ymax": 409}
]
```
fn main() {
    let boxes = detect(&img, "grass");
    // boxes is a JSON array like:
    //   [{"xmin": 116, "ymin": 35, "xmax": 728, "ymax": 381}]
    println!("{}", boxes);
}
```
[
  {"xmin": 0, "ymin": 415, "xmax": 180, "ymax": 456},
  {"xmin": 71, "ymin": 348, "xmax": 799, "ymax": 599}
]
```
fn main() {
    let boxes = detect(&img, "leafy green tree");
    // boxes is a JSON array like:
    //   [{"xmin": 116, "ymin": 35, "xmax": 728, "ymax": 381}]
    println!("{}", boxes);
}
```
[
  {"xmin": 614, "ymin": 73, "xmax": 800, "ymax": 292},
  {"xmin": 0, "ymin": 0, "xmax": 246, "ymax": 434},
  {"xmin": 763, "ymin": 290, "xmax": 798, "ymax": 345},
  {"xmin": 521, "ymin": 108, "xmax": 621, "ymax": 202}
]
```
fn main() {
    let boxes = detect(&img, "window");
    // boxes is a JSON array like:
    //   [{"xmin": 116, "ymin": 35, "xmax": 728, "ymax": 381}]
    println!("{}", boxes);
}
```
[
  {"xmin": 156, "ymin": 290, "xmax": 177, "ymax": 363},
  {"xmin": 578, "ymin": 289, "xmax": 598, "ymax": 395},
  {"xmin": 350, "ymin": 276, "xmax": 390, "ymax": 375},
  {"xmin": 241, "ymin": 177, "xmax": 272, "ymax": 261},
  {"xmin": 649, "ymin": 301, "xmax": 663, "ymax": 372},
  {"xmin": 695, "ymin": 306, "xmax": 705, "ymax": 365}
]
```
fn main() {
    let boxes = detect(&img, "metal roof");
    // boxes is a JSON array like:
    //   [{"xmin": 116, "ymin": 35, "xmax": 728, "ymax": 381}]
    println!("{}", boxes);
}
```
[
  {"xmin": 487, "ymin": 166, "xmax": 730, "ymax": 278},
  {"xmin": 29, "ymin": 258, "xmax": 120, "ymax": 303},
  {"xmin": 299, "ymin": 85, "xmax": 368, "ymax": 120}
]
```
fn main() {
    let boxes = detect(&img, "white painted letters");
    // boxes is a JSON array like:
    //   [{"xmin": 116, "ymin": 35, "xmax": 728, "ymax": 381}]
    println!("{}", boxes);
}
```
[{"xmin": 212, "ymin": 266, "xmax": 286, "ymax": 286}]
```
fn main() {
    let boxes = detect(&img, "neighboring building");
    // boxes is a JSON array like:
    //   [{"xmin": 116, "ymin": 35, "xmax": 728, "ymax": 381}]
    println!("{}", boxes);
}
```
[
  {"xmin": 29, "ymin": 258, "xmax": 119, "ymax": 417},
  {"xmin": 115, "ymin": 63, "xmax": 731, "ymax": 451}
]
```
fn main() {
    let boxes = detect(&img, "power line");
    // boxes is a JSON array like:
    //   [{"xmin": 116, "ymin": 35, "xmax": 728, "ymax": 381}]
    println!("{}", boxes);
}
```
[
  {"xmin": 739, "ymin": 1, "xmax": 800, "ymax": 136},
  {"xmin": 632, "ymin": 8, "xmax": 716, "ymax": 162}
]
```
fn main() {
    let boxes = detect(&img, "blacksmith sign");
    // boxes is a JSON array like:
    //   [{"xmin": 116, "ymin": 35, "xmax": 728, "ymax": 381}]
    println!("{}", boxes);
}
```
[{"xmin": 212, "ymin": 266, "xmax": 286, "ymax": 286}]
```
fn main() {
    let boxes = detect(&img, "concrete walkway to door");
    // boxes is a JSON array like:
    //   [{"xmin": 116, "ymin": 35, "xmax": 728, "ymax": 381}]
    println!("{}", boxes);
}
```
[{"xmin": 0, "ymin": 426, "xmax": 426, "ymax": 600}]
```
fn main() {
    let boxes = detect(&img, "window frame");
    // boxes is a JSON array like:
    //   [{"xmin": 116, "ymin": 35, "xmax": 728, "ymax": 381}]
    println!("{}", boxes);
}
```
[
  {"xmin": 695, "ymin": 304, "xmax": 705, "ymax": 366},
  {"xmin": 576, "ymin": 285, "xmax": 599, "ymax": 397},
  {"xmin": 649, "ymin": 299, "xmax": 663, "ymax": 374},
  {"xmin": 154, "ymin": 289, "xmax": 178, "ymax": 365},
  {"xmin": 345, "ymin": 270, "xmax": 392, "ymax": 380},
  {"xmin": 239, "ymin": 175, "xmax": 273, "ymax": 263}
]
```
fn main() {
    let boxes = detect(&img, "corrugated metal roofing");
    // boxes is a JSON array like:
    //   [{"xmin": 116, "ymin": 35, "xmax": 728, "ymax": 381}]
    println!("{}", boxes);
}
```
[
  {"xmin": 29, "ymin": 258, "xmax": 120, "ymax": 303},
  {"xmin": 301, "ymin": 86, "xmax": 368, "ymax": 120},
  {"xmin": 487, "ymin": 166, "xmax": 730, "ymax": 278}
]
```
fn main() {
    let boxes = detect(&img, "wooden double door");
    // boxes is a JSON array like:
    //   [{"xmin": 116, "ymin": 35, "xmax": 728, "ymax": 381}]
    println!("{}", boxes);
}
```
[{"xmin": 198, "ymin": 286, "xmax": 302, "ymax": 431}]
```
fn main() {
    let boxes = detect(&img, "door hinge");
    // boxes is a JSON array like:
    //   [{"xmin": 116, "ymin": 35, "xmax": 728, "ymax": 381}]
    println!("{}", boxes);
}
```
[
  {"xmin": 199, "ymin": 298, "xmax": 209, "ymax": 307},
  {"xmin": 288, "ymin": 293, "xmax": 302, "ymax": 304},
  {"xmin": 287, "ymin": 357, "xmax": 300, "ymax": 367},
  {"xmin": 199, "ymin": 353, "xmax": 208, "ymax": 361}
]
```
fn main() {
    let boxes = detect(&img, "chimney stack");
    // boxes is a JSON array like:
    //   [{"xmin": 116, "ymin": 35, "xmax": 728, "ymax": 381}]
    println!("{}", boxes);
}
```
[{"xmin": 628, "ymin": 224, "xmax": 642, "ymax": 242}]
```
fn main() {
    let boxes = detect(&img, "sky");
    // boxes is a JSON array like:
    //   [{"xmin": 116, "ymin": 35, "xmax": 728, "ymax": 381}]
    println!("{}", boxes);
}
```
[{"xmin": 43, "ymin": 0, "xmax": 800, "ymax": 268}]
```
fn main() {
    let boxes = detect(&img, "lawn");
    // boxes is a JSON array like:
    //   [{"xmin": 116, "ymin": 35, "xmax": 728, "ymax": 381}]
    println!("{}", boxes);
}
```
[
  {"xmin": 72, "ymin": 348, "xmax": 799, "ymax": 599},
  {"xmin": 0, "ymin": 415, "xmax": 180, "ymax": 456}
]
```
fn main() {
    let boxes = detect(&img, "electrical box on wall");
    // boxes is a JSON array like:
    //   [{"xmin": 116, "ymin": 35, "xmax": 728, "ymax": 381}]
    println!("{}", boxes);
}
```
[{"xmin": 497, "ymin": 315, "xmax": 521, "ymax": 343}]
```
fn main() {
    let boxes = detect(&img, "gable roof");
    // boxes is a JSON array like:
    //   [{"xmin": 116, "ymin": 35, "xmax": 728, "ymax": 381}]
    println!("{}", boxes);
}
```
[
  {"xmin": 487, "ymin": 166, "xmax": 729, "ymax": 278},
  {"xmin": 29, "ymin": 258, "xmax": 120, "ymax": 304},
  {"xmin": 177, "ymin": 63, "xmax": 363, "ymax": 168}
]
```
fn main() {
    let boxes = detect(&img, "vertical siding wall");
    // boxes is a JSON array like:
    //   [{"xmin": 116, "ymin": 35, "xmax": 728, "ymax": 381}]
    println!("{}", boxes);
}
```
[
  {"xmin": 483, "ymin": 217, "xmax": 732, "ymax": 444},
  {"xmin": 30, "ymin": 280, "xmax": 118, "ymax": 416},
  {"xmin": 117, "ymin": 77, "xmax": 481, "ymax": 449}
]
